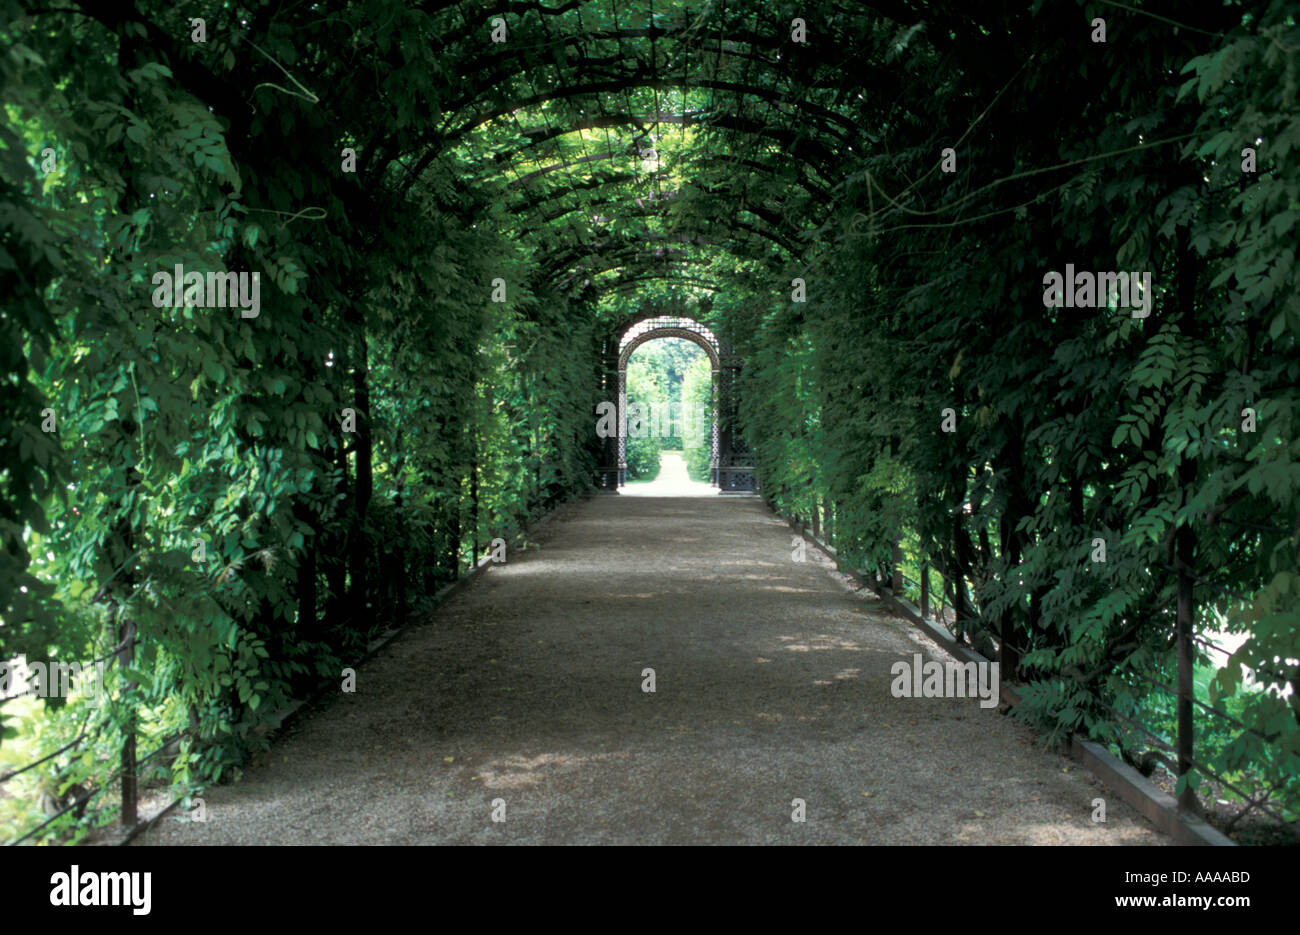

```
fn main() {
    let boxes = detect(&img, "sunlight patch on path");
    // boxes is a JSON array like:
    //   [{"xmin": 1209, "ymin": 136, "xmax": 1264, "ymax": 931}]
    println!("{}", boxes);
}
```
[{"xmin": 620, "ymin": 451, "xmax": 714, "ymax": 497}]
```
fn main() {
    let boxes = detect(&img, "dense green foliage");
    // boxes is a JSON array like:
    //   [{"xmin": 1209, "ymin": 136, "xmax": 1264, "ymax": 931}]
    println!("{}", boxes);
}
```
[
  {"xmin": 624, "ymin": 344, "xmax": 669, "ymax": 479},
  {"xmin": 1, "ymin": 0, "xmax": 1296, "ymax": 841},
  {"xmin": 1, "ymin": 0, "xmax": 606, "ymax": 838},
  {"xmin": 681, "ymin": 354, "xmax": 713, "ymax": 482},
  {"xmin": 732, "ymin": 2, "xmax": 1300, "ymax": 824}
]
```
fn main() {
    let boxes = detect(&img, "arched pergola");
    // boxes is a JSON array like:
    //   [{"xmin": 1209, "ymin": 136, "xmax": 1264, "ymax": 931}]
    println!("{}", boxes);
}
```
[{"xmin": 596, "ymin": 314, "xmax": 756, "ymax": 493}]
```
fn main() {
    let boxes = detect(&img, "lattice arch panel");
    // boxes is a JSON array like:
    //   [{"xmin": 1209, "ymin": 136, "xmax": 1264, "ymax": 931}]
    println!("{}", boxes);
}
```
[{"xmin": 596, "ymin": 315, "xmax": 756, "ymax": 493}]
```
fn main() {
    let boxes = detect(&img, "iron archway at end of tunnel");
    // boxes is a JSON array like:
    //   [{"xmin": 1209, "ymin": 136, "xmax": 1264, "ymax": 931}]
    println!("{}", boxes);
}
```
[{"xmin": 595, "ymin": 315, "xmax": 758, "ymax": 494}]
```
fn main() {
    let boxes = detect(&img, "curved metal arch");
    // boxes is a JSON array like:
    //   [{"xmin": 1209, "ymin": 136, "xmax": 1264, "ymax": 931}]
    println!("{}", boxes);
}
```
[
  {"xmin": 553, "ymin": 246, "xmax": 780, "ymax": 294},
  {"xmin": 608, "ymin": 296, "xmax": 714, "ymax": 330},
  {"xmin": 494, "ymin": 111, "xmax": 696, "ymax": 168},
  {"xmin": 536, "ymin": 214, "xmax": 795, "ymax": 279},
  {"xmin": 405, "ymin": 19, "xmax": 871, "ymax": 162},
  {"xmin": 570, "ymin": 233, "xmax": 787, "ymax": 274},
  {"xmin": 543, "ymin": 235, "xmax": 717, "ymax": 271},
  {"xmin": 481, "ymin": 76, "xmax": 858, "ymax": 174},
  {"xmin": 544, "ymin": 192, "xmax": 802, "ymax": 256},
  {"xmin": 578, "ymin": 274, "xmax": 725, "ymax": 298},
  {"xmin": 420, "ymin": 0, "xmax": 922, "ymax": 49},
  {"xmin": 391, "ymin": 3, "xmax": 897, "ymax": 302},
  {"xmin": 391, "ymin": 15, "xmax": 875, "ymax": 264},
  {"xmin": 442, "ymin": 97, "xmax": 841, "ymax": 185},
  {"xmin": 612, "ymin": 315, "xmax": 723, "ymax": 487},
  {"xmin": 465, "ymin": 126, "xmax": 836, "ymax": 252},
  {"xmin": 619, "ymin": 324, "xmax": 720, "ymax": 370},
  {"xmin": 414, "ymin": 6, "xmax": 895, "ymax": 126},
  {"xmin": 516, "ymin": 184, "xmax": 802, "ymax": 262},
  {"xmin": 408, "ymin": 73, "xmax": 852, "ymax": 191},
  {"xmin": 552, "ymin": 256, "xmax": 719, "ymax": 290},
  {"xmin": 367, "ymin": 1, "xmax": 912, "ymax": 198},
  {"xmin": 676, "ymin": 210, "xmax": 802, "ymax": 258},
  {"xmin": 691, "ymin": 153, "xmax": 829, "ymax": 200},
  {"xmin": 510, "ymin": 170, "xmax": 636, "ymax": 211},
  {"xmin": 529, "ymin": 187, "xmax": 681, "ymax": 227},
  {"xmin": 507, "ymin": 153, "xmax": 819, "ymax": 214},
  {"xmin": 492, "ymin": 118, "xmax": 839, "ymax": 199},
  {"xmin": 508, "ymin": 150, "xmax": 627, "ymax": 188},
  {"xmin": 541, "ymin": 240, "xmax": 702, "ymax": 281}
]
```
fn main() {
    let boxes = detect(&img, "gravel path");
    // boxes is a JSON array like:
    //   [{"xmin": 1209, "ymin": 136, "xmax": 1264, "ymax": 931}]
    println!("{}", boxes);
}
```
[{"xmin": 136, "ymin": 494, "xmax": 1168, "ymax": 845}]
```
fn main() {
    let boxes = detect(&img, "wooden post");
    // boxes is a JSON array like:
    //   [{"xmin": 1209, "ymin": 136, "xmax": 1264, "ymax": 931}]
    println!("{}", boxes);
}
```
[
  {"xmin": 920, "ymin": 563, "xmax": 930, "ymax": 619},
  {"xmin": 811, "ymin": 498, "xmax": 820, "ymax": 539}
]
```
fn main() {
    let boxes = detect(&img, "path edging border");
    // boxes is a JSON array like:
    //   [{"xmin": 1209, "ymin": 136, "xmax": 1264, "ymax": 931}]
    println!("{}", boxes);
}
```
[{"xmin": 785, "ymin": 516, "xmax": 1234, "ymax": 847}]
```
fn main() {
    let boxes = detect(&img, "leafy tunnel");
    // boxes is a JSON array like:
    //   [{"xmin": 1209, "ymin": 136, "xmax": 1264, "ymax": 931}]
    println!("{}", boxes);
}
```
[{"xmin": 1, "ymin": 0, "xmax": 1298, "ymax": 844}]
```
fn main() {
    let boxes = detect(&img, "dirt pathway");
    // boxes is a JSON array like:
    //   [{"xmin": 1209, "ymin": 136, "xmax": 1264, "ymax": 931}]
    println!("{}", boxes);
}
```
[{"xmin": 136, "ymin": 495, "xmax": 1168, "ymax": 845}]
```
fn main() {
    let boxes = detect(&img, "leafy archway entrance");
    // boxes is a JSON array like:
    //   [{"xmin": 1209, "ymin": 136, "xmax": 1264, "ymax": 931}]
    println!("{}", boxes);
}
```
[{"xmin": 597, "ymin": 315, "xmax": 756, "ymax": 493}]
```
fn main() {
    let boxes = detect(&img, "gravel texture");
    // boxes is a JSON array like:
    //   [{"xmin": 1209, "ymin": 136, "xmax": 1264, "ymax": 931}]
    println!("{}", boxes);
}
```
[{"xmin": 135, "ymin": 491, "xmax": 1169, "ymax": 845}]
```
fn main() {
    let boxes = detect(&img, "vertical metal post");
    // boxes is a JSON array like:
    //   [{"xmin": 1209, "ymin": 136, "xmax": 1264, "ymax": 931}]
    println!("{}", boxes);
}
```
[
  {"xmin": 471, "ymin": 448, "xmax": 479, "ymax": 567},
  {"xmin": 118, "ymin": 618, "xmax": 137, "ymax": 827},
  {"xmin": 891, "ymin": 538, "xmax": 904, "ymax": 594},
  {"xmin": 618, "ymin": 367, "xmax": 628, "ymax": 487},
  {"xmin": 1176, "ymin": 510, "xmax": 1197, "ymax": 811}
]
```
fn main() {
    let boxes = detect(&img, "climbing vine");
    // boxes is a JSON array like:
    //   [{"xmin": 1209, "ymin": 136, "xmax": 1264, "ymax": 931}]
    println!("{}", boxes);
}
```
[{"xmin": 0, "ymin": 0, "xmax": 1296, "ymax": 843}]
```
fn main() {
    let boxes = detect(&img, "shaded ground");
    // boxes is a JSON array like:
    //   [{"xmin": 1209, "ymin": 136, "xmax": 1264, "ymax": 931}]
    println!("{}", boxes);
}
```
[{"xmin": 136, "ymin": 495, "xmax": 1168, "ymax": 845}]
